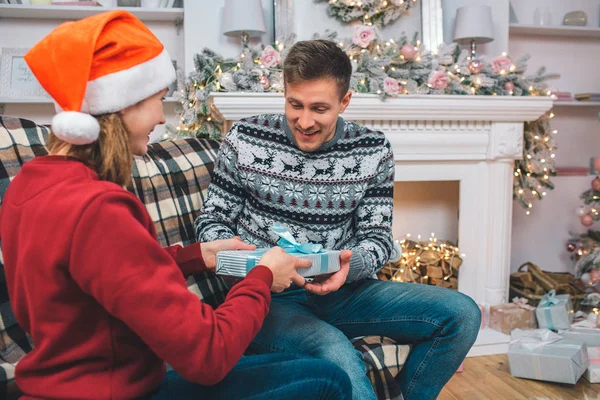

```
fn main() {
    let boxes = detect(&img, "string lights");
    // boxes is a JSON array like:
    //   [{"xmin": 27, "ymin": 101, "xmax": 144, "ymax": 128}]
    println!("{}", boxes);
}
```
[{"xmin": 378, "ymin": 233, "xmax": 464, "ymax": 288}]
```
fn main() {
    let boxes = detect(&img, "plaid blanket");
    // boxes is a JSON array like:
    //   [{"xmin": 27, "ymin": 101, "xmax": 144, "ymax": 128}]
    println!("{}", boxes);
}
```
[{"xmin": 0, "ymin": 116, "xmax": 407, "ymax": 399}]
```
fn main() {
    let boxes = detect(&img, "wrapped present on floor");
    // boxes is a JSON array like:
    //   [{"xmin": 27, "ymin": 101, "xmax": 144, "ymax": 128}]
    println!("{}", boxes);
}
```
[
  {"xmin": 508, "ymin": 329, "xmax": 589, "ymax": 384},
  {"xmin": 478, "ymin": 304, "xmax": 487, "ymax": 330},
  {"xmin": 536, "ymin": 290, "xmax": 574, "ymax": 331},
  {"xmin": 585, "ymin": 346, "xmax": 600, "ymax": 383},
  {"xmin": 216, "ymin": 223, "xmax": 341, "ymax": 278},
  {"xmin": 489, "ymin": 298, "xmax": 537, "ymax": 335},
  {"xmin": 561, "ymin": 326, "xmax": 600, "ymax": 347}
]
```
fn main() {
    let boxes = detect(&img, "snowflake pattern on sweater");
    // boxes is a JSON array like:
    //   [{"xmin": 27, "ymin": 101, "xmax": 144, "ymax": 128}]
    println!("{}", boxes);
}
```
[{"xmin": 195, "ymin": 114, "xmax": 394, "ymax": 282}]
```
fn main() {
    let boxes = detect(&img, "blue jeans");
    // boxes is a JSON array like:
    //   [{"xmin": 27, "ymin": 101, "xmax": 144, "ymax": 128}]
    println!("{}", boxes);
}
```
[
  {"xmin": 147, "ymin": 353, "xmax": 351, "ymax": 399},
  {"xmin": 247, "ymin": 279, "xmax": 481, "ymax": 400}
]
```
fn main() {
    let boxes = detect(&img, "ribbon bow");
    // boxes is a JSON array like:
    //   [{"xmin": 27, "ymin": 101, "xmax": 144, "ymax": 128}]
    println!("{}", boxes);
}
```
[
  {"xmin": 540, "ymin": 290, "xmax": 560, "ymax": 307},
  {"xmin": 272, "ymin": 223, "xmax": 323, "ymax": 254},
  {"xmin": 512, "ymin": 297, "xmax": 535, "ymax": 310},
  {"xmin": 510, "ymin": 329, "xmax": 563, "ymax": 351}
]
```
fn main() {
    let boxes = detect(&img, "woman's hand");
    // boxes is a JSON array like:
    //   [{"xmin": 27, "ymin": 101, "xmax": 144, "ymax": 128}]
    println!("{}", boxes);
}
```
[
  {"xmin": 200, "ymin": 237, "xmax": 256, "ymax": 270},
  {"xmin": 258, "ymin": 247, "xmax": 312, "ymax": 293}
]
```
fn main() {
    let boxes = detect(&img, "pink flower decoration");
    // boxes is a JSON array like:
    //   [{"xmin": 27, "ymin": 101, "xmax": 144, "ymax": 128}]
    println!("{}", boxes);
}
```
[
  {"xmin": 491, "ymin": 56, "xmax": 512, "ymax": 74},
  {"xmin": 383, "ymin": 77, "xmax": 401, "ymax": 96},
  {"xmin": 352, "ymin": 26, "xmax": 376, "ymax": 48},
  {"xmin": 260, "ymin": 45, "xmax": 281, "ymax": 68},
  {"xmin": 428, "ymin": 70, "xmax": 449, "ymax": 90}
]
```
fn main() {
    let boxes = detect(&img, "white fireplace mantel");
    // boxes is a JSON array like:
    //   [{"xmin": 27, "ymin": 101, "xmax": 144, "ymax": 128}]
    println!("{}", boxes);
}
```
[{"xmin": 212, "ymin": 93, "xmax": 553, "ymax": 356}]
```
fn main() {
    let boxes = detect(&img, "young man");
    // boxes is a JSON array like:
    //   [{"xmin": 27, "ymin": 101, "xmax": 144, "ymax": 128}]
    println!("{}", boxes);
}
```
[{"xmin": 195, "ymin": 39, "xmax": 481, "ymax": 400}]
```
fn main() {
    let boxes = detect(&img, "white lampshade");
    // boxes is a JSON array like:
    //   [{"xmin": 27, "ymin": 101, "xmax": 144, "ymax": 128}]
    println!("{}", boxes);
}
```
[
  {"xmin": 453, "ymin": 5, "xmax": 494, "ymax": 45},
  {"xmin": 222, "ymin": 0, "xmax": 267, "ymax": 38}
]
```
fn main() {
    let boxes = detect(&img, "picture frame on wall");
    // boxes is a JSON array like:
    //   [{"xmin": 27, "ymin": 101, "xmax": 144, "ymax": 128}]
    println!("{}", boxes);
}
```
[
  {"xmin": 0, "ymin": 48, "xmax": 49, "ymax": 99},
  {"xmin": 273, "ymin": 0, "xmax": 444, "ymax": 52}
]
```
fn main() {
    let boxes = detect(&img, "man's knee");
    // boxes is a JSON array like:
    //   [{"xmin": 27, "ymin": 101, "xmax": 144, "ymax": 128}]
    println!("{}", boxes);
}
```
[
  {"xmin": 445, "ymin": 291, "xmax": 481, "ymax": 336},
  {"xmin": 312, "ymin": 337, "xmax": 366, "ymax": 373}
]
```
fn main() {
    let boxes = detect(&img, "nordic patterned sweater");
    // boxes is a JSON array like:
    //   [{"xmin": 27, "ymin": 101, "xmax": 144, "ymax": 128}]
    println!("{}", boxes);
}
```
[{"xmin": 195, "ymin": 113, "xmax": 395, "ymax": 282}]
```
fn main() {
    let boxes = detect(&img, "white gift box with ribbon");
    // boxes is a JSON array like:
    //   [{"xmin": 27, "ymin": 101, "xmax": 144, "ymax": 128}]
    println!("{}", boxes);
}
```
[{"xmin": 508, "ymin": 329, "xmax": 588, "ymax": 384}]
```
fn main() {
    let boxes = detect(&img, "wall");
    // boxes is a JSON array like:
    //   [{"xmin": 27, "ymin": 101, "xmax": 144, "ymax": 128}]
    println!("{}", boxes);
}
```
[
  {"xmin": 442, "ymin": 0, "xmax": 509, "ymax": 58},
  {"xmin": 183, "ymin": 0, "xmax": 274, "ymax": 72},
  {"xmin": 509, "ymin": 0, "xmax": 600, "ymax": 273}
]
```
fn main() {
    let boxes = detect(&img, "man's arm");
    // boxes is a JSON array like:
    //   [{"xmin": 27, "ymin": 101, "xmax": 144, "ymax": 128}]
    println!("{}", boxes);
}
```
[
  {"xmin": 195, "ymin": 124, "xmax": 246, "ymax": 242},
  {"xmin": 347, "ymin": 138, "xmax": 395, "ymax": 282}
]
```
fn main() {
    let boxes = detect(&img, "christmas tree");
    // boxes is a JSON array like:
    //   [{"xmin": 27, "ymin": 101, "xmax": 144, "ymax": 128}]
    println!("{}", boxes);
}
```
[{"xmin": 567, "ymin": 161, "xmax": 600, "ymax": 272}]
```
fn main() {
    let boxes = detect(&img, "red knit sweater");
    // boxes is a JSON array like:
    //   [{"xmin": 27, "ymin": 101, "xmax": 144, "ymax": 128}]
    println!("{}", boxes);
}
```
[{"xmin": 0, "ymin": 156, "xmax": 273, "ymax": 399}]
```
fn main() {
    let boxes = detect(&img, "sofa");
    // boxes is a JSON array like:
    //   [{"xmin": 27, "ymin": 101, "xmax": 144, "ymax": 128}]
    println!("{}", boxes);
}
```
[{"xmin": 0, "ymin": 115, "xmax": 408, "ymax": 399}]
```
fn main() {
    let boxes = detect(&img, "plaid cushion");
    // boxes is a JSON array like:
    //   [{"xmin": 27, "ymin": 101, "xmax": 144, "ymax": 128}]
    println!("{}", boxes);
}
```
[
  {"xmin": 0, "ymin": 116, "xmax": 406, "ymax": 399},
  {"xmin": 352, "ymin": 337, "xmax": 408, "ymax": 400},
  {"xmin": 128, "ymin": 138, "xmax": 230, "ymax": 308}
]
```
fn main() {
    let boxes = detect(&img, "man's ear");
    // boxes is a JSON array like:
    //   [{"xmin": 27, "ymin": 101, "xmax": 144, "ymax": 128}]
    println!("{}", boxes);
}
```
[{"xmin": 340, "ymin": 91, "xmax": 352, "ymax": 113}]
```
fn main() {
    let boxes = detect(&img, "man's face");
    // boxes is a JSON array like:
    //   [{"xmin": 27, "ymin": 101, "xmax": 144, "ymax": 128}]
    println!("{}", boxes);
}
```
[{"xmin": 284, "ymin": 78, "xmax": 351, "ymax": 152}]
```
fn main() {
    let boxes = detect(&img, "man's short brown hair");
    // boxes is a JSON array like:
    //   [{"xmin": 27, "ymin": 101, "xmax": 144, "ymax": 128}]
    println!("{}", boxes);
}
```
[{"xmin": 283, "ymin": 40, "xmax": 352, "ymax": 99}]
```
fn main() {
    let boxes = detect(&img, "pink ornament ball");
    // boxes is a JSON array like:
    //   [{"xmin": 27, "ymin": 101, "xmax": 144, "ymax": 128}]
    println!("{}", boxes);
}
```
[
  {"xmin": 592, "ymin": 177, "xmax": 600, "ymax": 191},
  {"xmin": 582, "ymin": 214, "xmax": 594, "ymax": 227},
  {"xmin": 401, "ymin": 44, "xmax": 417, "ymax": 61},
  {"xmin": 504, "ymin": 81, "xmax": 515, "ymax": 91},
  {"xmin": 468, "ymin": 59, "xmax": 483, "ymax": 74},
  {"xmin": 594, "ymin": 157, "xmax": 600, "ymax": 173},
  {"xmin": 260, "ymin": 75, "xmax": 270, "ymax": 90}
]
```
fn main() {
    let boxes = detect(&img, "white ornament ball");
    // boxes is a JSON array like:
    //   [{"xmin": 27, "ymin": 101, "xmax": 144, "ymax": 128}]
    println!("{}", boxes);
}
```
[{"xmin": 581, "ymin": 272, "xmax": 591, "ymax": 285}]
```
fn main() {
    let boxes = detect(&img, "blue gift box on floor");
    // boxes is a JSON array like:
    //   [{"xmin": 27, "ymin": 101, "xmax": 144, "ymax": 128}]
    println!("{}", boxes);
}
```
[
  {"xmin": 536, "ymin": 290, "xmax": 574, "ymax": 331},
  {"xmin": 216, "ymin": 223, "xmax": 341, "ymax": 278}
]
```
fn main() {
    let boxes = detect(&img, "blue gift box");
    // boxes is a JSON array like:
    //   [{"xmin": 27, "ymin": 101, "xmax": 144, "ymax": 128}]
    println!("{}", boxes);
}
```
[
  {"xmin": 216, "ymin": 223, "xmax": 341, "ymax": 278},
  {"xmin": 535, "ymin": 290, "xmax": 574, "ymax": 331},
  {"xmin": 215, "ymin": 248, "xmax": 341, "ymax": 278}
]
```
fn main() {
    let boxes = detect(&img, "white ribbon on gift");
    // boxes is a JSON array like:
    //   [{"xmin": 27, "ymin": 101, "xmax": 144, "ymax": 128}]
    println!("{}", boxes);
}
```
[{"xmin": 510, "ymin": 328, "xmax": 563, "ymax": 351}]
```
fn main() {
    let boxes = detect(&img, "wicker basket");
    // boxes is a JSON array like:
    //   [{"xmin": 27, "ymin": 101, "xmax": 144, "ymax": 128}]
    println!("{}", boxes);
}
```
[{"xmin": 509, "ymin": 262, "xmax": 585, "ymax": 309}]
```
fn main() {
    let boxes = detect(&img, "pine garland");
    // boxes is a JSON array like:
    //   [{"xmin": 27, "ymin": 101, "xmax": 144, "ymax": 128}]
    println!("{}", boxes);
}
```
[
  {"xmin": 314, "ymin": 0, "xmax": 417, "ymax": 27},
  {"xmin": 169, "ymin": 28, "xmax": 559, "ymax": 211}
]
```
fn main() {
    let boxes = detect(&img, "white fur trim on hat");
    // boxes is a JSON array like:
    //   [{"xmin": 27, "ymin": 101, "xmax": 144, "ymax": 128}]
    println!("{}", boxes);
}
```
[
  {"xmin": 51, "ymin": 111, "xmax": 100, "ymax": 145},
  {"xmin": 85, "ymin": 49, "xmax": 176, "ymax": 115}
]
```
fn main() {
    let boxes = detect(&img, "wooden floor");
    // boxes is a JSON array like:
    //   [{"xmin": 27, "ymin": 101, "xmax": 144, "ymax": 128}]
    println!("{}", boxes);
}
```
[{"xmin": 439, "ymin": 355, "xmax": 599, "ymax": 400}]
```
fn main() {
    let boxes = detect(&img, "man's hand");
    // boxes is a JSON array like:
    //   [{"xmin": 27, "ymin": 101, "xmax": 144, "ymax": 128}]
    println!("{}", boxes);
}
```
[
  {"xmin": 304, "ymin": 250, "xmax": 352, "ymax": 295},
  {"xmin": 200, "ymin": 237, "xmax": 256, "ymax": 270}
]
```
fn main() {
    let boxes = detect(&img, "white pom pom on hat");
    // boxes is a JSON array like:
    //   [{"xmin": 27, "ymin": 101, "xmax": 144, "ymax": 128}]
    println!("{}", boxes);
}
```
[
  {"xmin": 24, "ymin": 10, "xmax": 176, "ymax": 145},
  {"xmin": 51, "ymin": 112, "xmax": 101, "ymax": 145}
]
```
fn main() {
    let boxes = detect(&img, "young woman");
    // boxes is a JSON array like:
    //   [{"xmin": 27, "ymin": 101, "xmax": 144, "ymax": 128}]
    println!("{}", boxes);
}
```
[{"xmin": 0, "ymin": 10, "xmax": 351, "ymax": 400}]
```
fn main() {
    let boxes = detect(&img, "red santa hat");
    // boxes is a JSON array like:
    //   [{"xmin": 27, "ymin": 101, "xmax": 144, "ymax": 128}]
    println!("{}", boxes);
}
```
[{"xmin": 24, "ymin": 10, "xmax": 176, "ymax": 145}]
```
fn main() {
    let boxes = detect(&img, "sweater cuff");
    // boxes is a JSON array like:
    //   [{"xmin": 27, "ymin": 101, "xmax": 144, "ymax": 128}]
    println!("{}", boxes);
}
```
[
  {"xmin": 245, "ymin": 265, "xmax": 273, "ymax": 289},
  {"xmin": 347, "ymin": 250, "xmax": 368, "ymax": 283},
  {"xmin": 176, "ymin": 243, "xmax": 207, "ymax": 276}
]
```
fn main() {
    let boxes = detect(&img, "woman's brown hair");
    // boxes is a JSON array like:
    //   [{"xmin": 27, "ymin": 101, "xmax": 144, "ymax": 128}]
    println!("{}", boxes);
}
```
[{"xmin": 47, "ymin": 113, "xmax": 133, "ymax": 187}]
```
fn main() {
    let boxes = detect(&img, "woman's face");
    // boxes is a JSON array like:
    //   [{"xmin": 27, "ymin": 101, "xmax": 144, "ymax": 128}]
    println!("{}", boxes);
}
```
[{"xmin": 120, "ymin": 88, "xmax": 168, "ymax": 156}]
